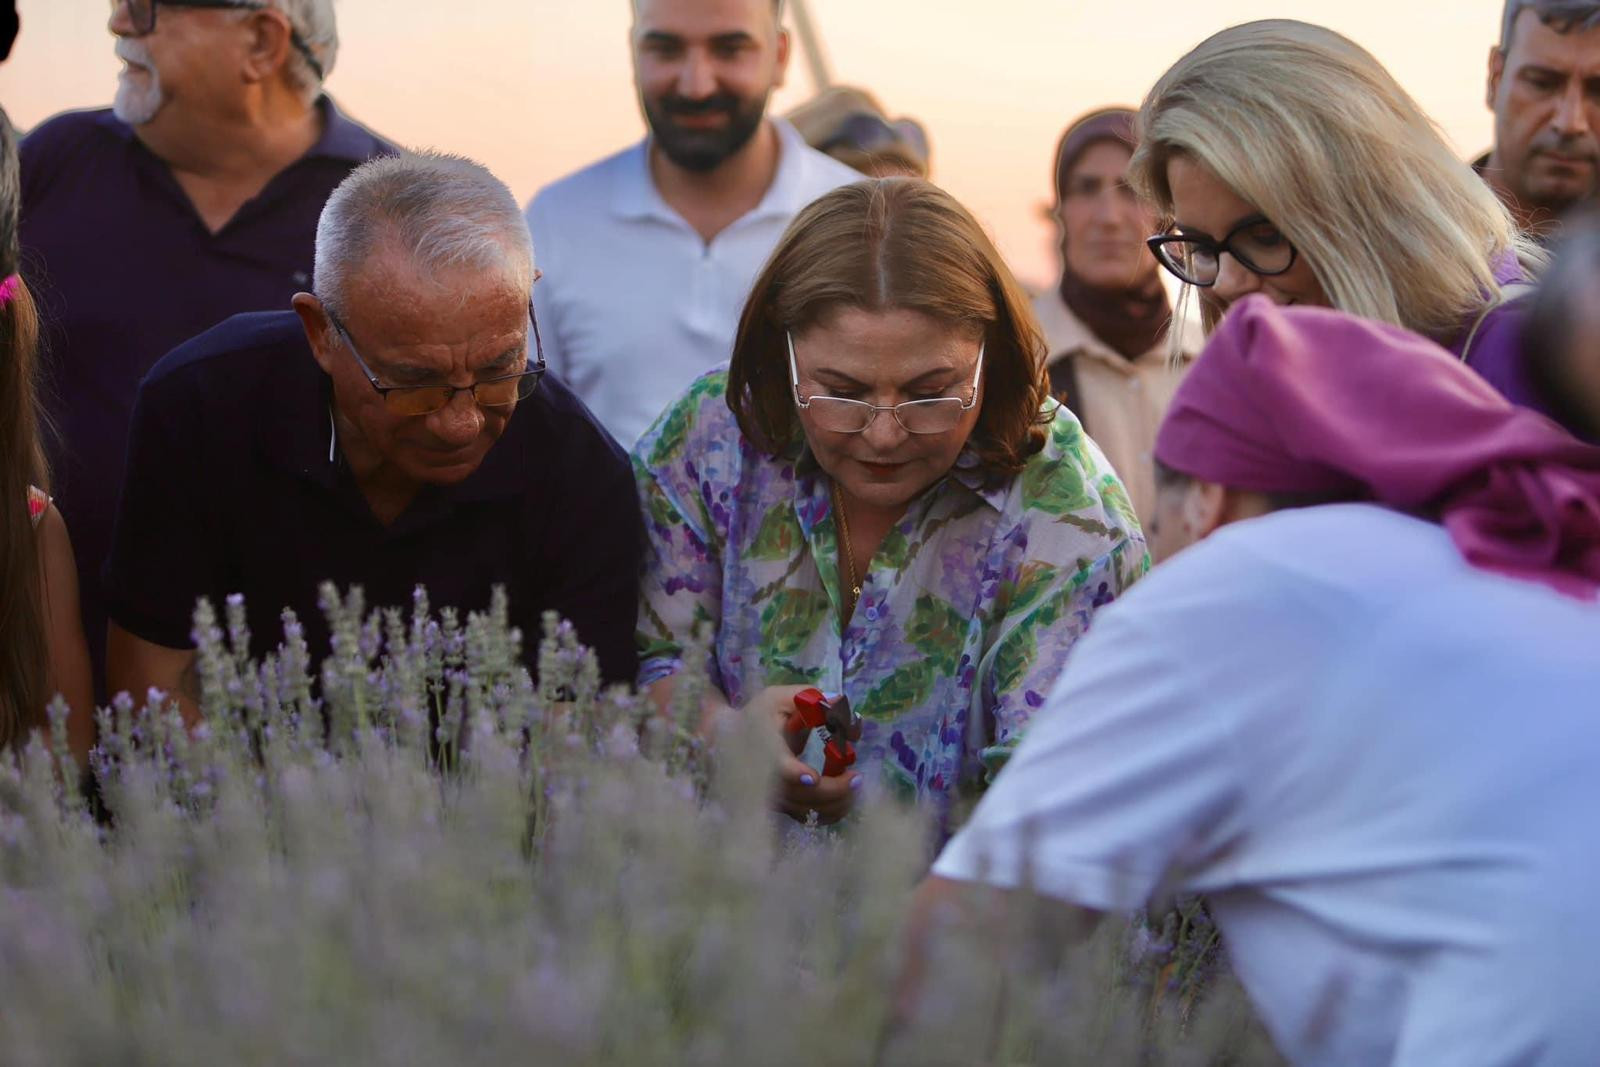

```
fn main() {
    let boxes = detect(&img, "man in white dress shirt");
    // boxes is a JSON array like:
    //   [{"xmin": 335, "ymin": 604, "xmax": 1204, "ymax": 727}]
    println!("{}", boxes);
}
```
[{"xmin": 525, "ymin": 0, "xmax": 859, "ymax": 446}]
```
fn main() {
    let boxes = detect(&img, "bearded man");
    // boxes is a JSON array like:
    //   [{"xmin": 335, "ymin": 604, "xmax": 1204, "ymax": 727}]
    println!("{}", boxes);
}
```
[
  {"xmin": 524, "ymin": 0, "xmax": 858, "ymax": 447},
  {"xmin": 20, "ymin": 0, "xmax": 395, "ymax": 697}
]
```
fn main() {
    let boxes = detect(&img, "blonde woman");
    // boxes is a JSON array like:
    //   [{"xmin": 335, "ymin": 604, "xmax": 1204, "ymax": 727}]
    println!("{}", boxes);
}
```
[{"xmin": 1130, "ymin": 20, "xmax": 1567, "ymax": 429}]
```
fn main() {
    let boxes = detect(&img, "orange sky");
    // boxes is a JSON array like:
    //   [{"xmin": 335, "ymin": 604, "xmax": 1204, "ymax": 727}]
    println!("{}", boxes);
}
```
[{"xmin": 0, "ymin": 0, "xmax": 1505, "ymax": 286}]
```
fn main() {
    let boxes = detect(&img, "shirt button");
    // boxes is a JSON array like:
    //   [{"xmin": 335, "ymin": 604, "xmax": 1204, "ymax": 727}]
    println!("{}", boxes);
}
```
[{"xmin": 865, "ymin": 605, "xmax": 880, "ymax": 621}]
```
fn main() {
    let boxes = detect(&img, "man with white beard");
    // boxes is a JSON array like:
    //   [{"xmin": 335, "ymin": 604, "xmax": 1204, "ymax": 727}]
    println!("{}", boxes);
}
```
[{"xmin": 20, "ymin": 0, "xmax": 394, "ymax": 697}]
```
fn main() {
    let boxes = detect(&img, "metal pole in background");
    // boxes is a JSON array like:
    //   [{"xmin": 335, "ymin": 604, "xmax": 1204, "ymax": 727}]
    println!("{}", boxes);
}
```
[{"xmin": 788, "ymin": 0, "xmax": 834, "ymax": 92}]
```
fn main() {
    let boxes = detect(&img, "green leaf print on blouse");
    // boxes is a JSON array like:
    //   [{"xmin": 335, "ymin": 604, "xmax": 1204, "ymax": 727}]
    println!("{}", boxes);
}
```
[
  {"xmin": 1098, "ymin": 474, "xmax": 1141, "ymax": 531},
  {"xmin": 861, "ymin": 659, "xmax": 937, "ymax": 720},
  {"xmin": 643, "ymin": 477, "xmax": 688, "ymax": 532},
  {"xmin": 875, "ymin": 525, "xmax": 913, "ymax": 576},
  {"xmin": 991, "ymin": 626, "xmax": 1037, "ymax": 699},
  {"xmin": 766, "ymin": 658, "xmax": 824, "ymax": 687},
  {"xmin": 905, "ymin": 594, "xmax": 968, "ymax": 674},
  {"xmin": 1050, "ymin": 416, "xmax": 1085, "ymax": 453},
  {"xmin": 1007, "ymin": 561, "xmax": 1060, "ymax": 618},
  {"xmin": 1021, "ymin": 457, "xmax": 1097, "ymax": 517},
  {"xmin": 647, "ymin": 372, "xmax": 729, "ymax": 468},
  {"xmin": 760, "ymin": 587, "xmax": 832, "ymax": 662},
  {"xmin": 748, "ymin": 506, "xmax": 801, "ymax": 562}
]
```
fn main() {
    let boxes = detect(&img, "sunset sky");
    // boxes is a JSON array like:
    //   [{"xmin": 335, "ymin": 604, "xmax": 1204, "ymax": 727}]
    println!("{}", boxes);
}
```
[{"xmin": 0, "ymin": 0, "xmax": 1506, "ymax": 285}]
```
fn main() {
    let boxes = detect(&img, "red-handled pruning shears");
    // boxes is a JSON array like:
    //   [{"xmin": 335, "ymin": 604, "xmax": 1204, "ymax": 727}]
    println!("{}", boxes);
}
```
[{"xmin": 784, "ymin": 688, "xmax": 862, "ymax": 777}]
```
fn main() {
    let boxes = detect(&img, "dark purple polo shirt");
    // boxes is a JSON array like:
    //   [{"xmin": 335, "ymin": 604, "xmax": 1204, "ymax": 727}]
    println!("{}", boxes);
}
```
[
  {"xmin": 19, "ymin": 97, "xmax": 397, "ymax": 691},
  {"xmin": 1453, "ymin": 298, "xmax": 1542, "ymax": 411},
  {"xmin": 1445, "ymin": 257, "xmax": 1580, "ymax": 437},
  {"xmin": 104, "ymin": 311, "xmax": 643, "ymax": 687}
]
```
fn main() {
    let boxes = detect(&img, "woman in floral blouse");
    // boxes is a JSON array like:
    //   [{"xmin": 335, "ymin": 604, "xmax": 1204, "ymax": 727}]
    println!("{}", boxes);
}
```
[{"xmin": 635, "ymin": 179, "xmax": 1147, "ymax": 830}]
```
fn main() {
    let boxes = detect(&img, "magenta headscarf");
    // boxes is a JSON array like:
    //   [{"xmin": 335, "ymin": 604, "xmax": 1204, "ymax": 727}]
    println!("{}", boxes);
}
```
[{"xmin": 1155, "ymin": 295, "xmax": 1600, "ymax": 598}]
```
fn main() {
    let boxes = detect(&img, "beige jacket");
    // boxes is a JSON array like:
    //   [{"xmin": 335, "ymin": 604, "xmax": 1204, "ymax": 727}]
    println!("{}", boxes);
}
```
[{"xmin": 1032, "ymin": 290, "xmax": 1200, "ymax": 523}]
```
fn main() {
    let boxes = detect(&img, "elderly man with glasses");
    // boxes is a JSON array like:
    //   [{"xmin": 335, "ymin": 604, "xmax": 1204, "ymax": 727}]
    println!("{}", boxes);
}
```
[
  {"xmin": 20, "ymin": 0, "xmax": 396, "ymax": 700},
  {"xmin": 104, "ymin": 154, "xmax": 643, "ymax": 721}
]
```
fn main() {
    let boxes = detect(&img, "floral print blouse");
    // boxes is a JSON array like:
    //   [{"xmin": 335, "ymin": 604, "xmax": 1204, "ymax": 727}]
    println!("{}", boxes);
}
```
[{"xmin": 634, "ymin": 370, "xmax": 1148, "ymax": 816}]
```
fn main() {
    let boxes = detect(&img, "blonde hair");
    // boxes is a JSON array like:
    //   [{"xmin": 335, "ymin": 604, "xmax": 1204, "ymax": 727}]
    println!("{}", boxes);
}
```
[{"xmin": 1130, "ymin": 19, "xmax": 1538, "ymax": 341}]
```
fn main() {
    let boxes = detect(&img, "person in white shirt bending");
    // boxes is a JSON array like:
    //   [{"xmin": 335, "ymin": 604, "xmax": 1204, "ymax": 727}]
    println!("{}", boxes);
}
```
[
  {"xmin": 916, "ymin": 296, "xmax": 1600, "ymax": 1067},
  {"xmin": 525, "ymin": 0, "xmax": 858, "ymax": 447}
]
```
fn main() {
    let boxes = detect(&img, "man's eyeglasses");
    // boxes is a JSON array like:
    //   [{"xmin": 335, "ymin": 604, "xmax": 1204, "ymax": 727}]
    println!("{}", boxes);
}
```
[
  {"xmin": 787, "ymin": 332, "xmax": 984, "ymax": 435},
  {"xmin": 327, "ymin": 303, "xmax": 548, "ymax": 417},
  {"xmin": 116, "ymin": 0, "xmax": 326, "ymax": 81},
  {"xmin": 1146, "ymin": 215, "xmax": 1298, "ymax": 288}
]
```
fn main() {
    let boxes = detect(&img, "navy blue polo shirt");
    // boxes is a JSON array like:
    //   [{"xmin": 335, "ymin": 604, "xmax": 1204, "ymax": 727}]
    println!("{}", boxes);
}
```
[
  {"xmin": 104, "ymin": 311, "xmax": 643, "ymax": 687},
  {"xmin": 20, "ymin": 97, "xmax": 397, "ymax": 691}
]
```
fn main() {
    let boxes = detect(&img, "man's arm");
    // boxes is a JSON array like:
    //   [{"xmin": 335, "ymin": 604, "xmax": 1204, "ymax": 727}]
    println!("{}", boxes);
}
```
[
  {"xmin": 106, "ymin": 622, "xmax": 200, "ymax": 727},
  {"xmin": 534, "ymin": 416, "xmax": 643, "ymax": 687},
  {"xmin": 103, "ymin": 355, "xmax": 219, "ymax": 727}
]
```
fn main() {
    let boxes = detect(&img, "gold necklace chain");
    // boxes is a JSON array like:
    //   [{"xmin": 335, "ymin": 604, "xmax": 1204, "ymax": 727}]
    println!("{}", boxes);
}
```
[{"xmin": 831, "ymin": 481, "xmax": 862, "ymax": 612}]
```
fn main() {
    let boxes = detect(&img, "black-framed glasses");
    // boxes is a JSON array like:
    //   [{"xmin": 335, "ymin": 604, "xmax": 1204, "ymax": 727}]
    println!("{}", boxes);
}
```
[
  {"xmin": 1146, "ymin": 214, "xmax": 1298, "ymax": 288},
  {"xmin": 327, "ymin": 303, "xmax": 547, "ymax": 417},
  {"xmin": 116, "ymin": 0, "xmax": 325, "ymax": 81},
  {"xmin": 787, "ymin": 331, "xmax": 984, "ymax": 435}
]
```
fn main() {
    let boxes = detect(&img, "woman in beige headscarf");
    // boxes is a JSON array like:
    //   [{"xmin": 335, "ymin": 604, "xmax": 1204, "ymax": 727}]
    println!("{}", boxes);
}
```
[{"xmin": 1035, "ymin": 107, "xmax": 1197, "ymax": 522}]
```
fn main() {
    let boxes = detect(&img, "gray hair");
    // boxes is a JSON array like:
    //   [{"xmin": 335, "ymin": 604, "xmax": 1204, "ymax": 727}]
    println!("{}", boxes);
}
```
[
  {"xmin": 232, "ymin": 0, "xmax": 337, "ymax": 103},
  {"xmin": 313, "ymin": 152, "xmax": 535, "ymax": 317},
  {"xmin": 1500, "ymin": 0, "xmax": 1600, "ymax": 49}
]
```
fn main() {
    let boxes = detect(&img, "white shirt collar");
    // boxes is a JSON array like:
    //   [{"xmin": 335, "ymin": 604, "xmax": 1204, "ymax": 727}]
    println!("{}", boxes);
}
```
[{"xmin": 610, "ymin": 117, "xmax": 822, "ymax": 227}]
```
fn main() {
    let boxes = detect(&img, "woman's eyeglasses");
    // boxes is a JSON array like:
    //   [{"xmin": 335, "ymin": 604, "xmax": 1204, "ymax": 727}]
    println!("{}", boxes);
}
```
[
  {"xmin": 1146, "ymin": 215, "xmax": 1298, "ymax": 288},
  {"xmin": 329, "ymin": 303, "xmax": 547, "ymax": 417},
  {"xmin": 115, "ymin": 0, "xmax": 325, "ymax": 81},
  {"xmin": 787, "ymin": 332, "xmax": 983, "ymax": 435}
]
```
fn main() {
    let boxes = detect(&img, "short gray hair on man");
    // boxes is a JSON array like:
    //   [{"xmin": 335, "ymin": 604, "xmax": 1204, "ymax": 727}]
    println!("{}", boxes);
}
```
[
  {"xmin": 1500, "ymin": 0, "xmax": 1600, "ymax": 50},
  {"xmin": 233, "ymin": 0, "xmax": 337, "ymax": 104},
  {"xmin": 313, "ymin": 152, "xmax": 535, "ymax": 318}
]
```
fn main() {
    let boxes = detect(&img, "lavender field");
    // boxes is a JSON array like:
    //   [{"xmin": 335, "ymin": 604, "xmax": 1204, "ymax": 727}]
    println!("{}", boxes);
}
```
[{"xmin": 0, "ymin": 587, "xmax": 1280, "ymax": 1065}]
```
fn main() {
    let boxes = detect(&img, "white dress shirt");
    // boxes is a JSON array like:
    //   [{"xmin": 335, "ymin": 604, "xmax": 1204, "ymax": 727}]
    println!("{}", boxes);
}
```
[
  {"xmin": 934, "ymin": 504, "xmax": 1600, "ymax": 1067},
  {"xmin": 525, "ymin": 119, "xmax": 860, "ymax": 447}
]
